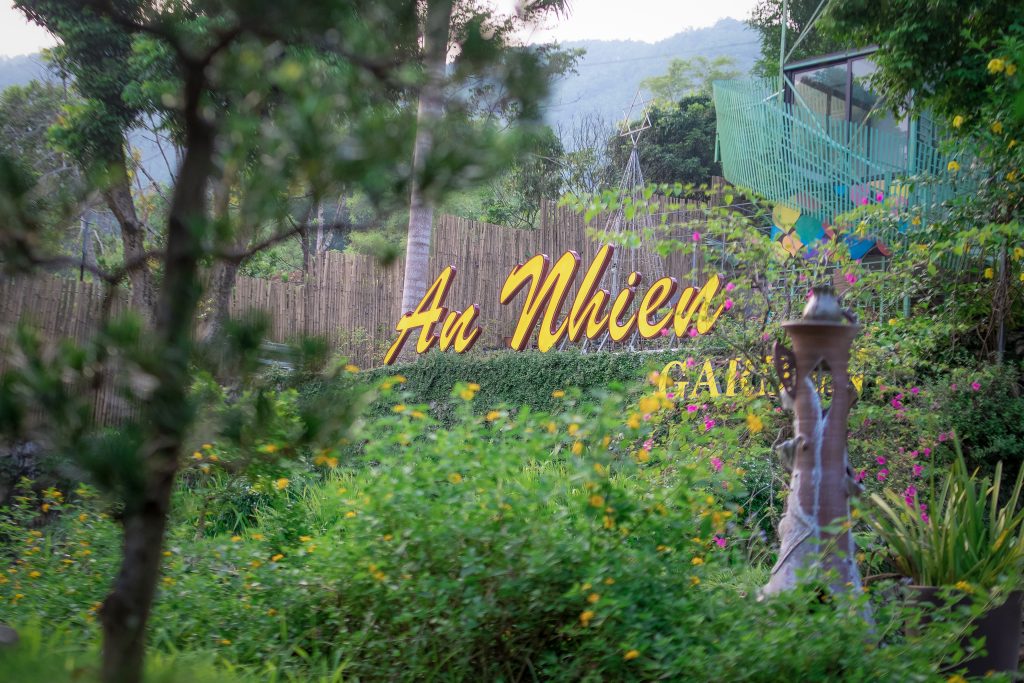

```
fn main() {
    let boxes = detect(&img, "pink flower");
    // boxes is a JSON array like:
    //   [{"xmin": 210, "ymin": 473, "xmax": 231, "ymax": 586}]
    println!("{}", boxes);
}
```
[
  {"xmin": 895, "ymin": 393, "xmax": 904, "ymax": 400},
  {"xmin": 951, "ymin": 383, "xmax": 958, "ymax": 391},
  {"xmin": 912, "ymin": 464, "xmax": 924, "ymax": 477},
  {"xmin": 891, "ymin": 398, "xmax": 903, "ymax": 409},
  {"xmin": 875, "ymin": 456, "xmax": 887, "ymax": 466},
  {"xmin": 686, "ymin": 357, "xmax": 695, "ymax": 369},
  {"xmin": 861, "ymin": 197, "xmax": 869, "ymax": 205},
  {"xmin": 798, "ymin": 273, "xmax": 807, "ymax": 282},
  {"xmin": 971, "ymin": 381, "xmax": 981, "ymax": 391},
  {"xmin": 877, "ymin": 469, "xmax": 889, "ymax": 482},
  {"xmin": 876, "ymin": 192, "xmax": 884, "ymax": 202},
  {"xmin": 937, "ymin": 432, "xmax": 948, "ymax": 442},
  {"xmin": 724, "ymin": 299, "xmax": 734, "ymax": 311},
  {"xmin": 710, "ymin": 456, "xmax": 723, "ymax": 472},
  {"xmin": 761, "ymin": 333, "xmax": 770, "ymax": 341},
  {"xmin": 922, "ymin": 447, "xmax": 931, "ymax": 457},
  {"xmin": 688, "ymin": 328, "xmax": 698, "ymax": 338},
  {"xmin": 666, "ymin": 392, "xmax": 675, "ymax": 399},
  {"xmin": 854, "ymin": 469, "xmax": 867, "ymax": 483},
  {"xmin": 642, "ymin": 414, "xmax": 651, "ymax": 421},
  {"xmin": 910, "ymin": 386, "xmax": 920, "ymax": 395},
  {"xmin": 660, "ymin": 327, "xmax": 669, "ymax": 336},
  {"xmin": 686, "ymin": 404, "xmax": 698, "ymax": 413},
  {"xmin": 844, "ymin": 272, "xmax": 857, "ymax": 285},
  {"xmin": 692, "ymin": 231, "xmax": 701, "ymax": 242},
  {"xmin": 725, "ymin": 282, "xmax": 735, "ymax": 292},
  {"xmin": 642, "ymin": 439, "xmax": 653, "ymax": 452},
  {"xmin": 921, "ymin": 512, "xmax": 930, "ymax": 523},
  {"xmin": 703, "ymin": 418, "xmax": 716, "ymax": 432},
  {"xmin": 714, "ymin": 536, "xmax": 727, "ymax": 548}
]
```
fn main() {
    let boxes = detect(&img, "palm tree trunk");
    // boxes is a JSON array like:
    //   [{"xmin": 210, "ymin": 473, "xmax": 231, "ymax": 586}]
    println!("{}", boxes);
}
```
[{"xmin": 399, "ymin": 0, "xmax": 453, "ymax": 347}]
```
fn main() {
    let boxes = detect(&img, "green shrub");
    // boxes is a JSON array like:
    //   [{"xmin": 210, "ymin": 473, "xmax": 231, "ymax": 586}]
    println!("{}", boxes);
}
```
[{"xmin": 0, "ymin": 385, "xmax": 982, "ymax": 682}]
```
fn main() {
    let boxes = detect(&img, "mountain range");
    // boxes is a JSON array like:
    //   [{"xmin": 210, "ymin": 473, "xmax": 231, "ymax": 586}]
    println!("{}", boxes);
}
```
[{"xmin": 0, "ymin": 18, "xmax": 761, "ymax": 176}]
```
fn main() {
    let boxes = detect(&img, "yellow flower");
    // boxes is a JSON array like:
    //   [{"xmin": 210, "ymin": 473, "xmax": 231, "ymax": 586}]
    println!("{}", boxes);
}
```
[
  {"xmin": 947, "ymin": 160, "xmax": 960, "ymax": 173},
  {"xmin": 271, "ymin": 553, "xmax": 284, "ymax": 562},
  {"xmin": 635, "ymin": 449, "xmax": 650, "ymax": 463},
  {"xmin": 1008, "ymin": 63, "xmax": 1019, "ymax": 76},
  {"xmin": 163, "ymin": 550, "xmax": 172, "ymax": 557},
  {"xmin": 344, "ymin": 364, "xmax": 359, "ymax": 373},
  {"xmin": 28, "ymin": 570, "xmax": 41, "ymax": 578},
  {"xmin": 458, "ymin": 389, "xmax": 475, "ymax": 401},
  {"xmin": 448, "ymin": 472, "xmax": 463, "ymax": 484},
  {"xmin": 202, "ymin": 443, "xmax": 213, "ymax": 450},
  {"xmin": 299, "ymin": 535, "xmax": 312, "ymax": 542},
  {"xmin": 275, "ymin": 478, "xmax": 289, "ymax": 491},
  {"xmin": 991, "ymin": 120, "xmax": 1004, "ymax": 135},
  {"xmin": 486, "ymin": 410, "xmax": 501, "ymax": 422},
  {"xmin": 552, "ymin": 389, "xmax": 565, "ymax": 398},
  {"xmin": 579, "ymin": 610, "xmax": 595, "ymax": 627},
  {"xmin": 568, "ymin": 423, "xmax": 580, "ymax": 436},
  {"xmin": 410, "ymin": 411, "xmax": 425, "ymax": 420},
  {"xmin": 344, "ymin": 511, "xmax": 358, "ymax": 519},
  {"xmin": 623, "ymin": 649, "xmax": 640, "ymax": 661},
  {"xmin": 250, "ymin": 533, "xmax": 264, "ymax": 540},
  {"xmin": 586, "ymin": 593, "xmax": 600, "ymax": 604},
  {"xmin": 638, "ymin": 396, "xmax": 660, "ymax": 414},
  {"xmin": 220, "ymin": 639, "xmax": 232, "ymax": 646},
  {"xmin": 571, "ymin": 441, "xmax": 584, "ymax": 455},
  {"xmin": 208, "ymin": 454, "xmax": 219, "ymax": 462},
  {"xmin": 911, "ymin": 215, "xmax": 922, "ymax": 226},
  {"xmin": 952, "ymin": 115, "xmax": 965, "ymax": 129},
  {"xmin": 231, "ymin": 535, "xmax": 242, "ymax": 542},
  {"xmin": 468, "ymin": 382, "xmax": 480, "ymax": 391},
  {"xmin": 603, "ymin": 577, "xmax": 615, "ymax": 585},
  {"xmin": 41, "ymin": 503, "xmax": 50, "ymax": 512},
  {"xmin": 947, "ymin": 676, "xmax": 968, "ymax": 683},
  {"xmin": 192, "ymin": 451, "xmax": 203, "ymax": 460},
  {"xmin": 393, "ymin": 404, "xmax": 407, "ymax": 413},
  {"xmin": 603, "ymin": 514, "xmax": 615, "ymax": 529},
  {"xmin": 1008, "ymin": 171, "xmax": 1019, "ymax": 182},
  {"xmin": 984, "ymin": 267, "xmax": 994, "ymax": 279},
  {"xmin": 626, "ymin": 413, "xmax": 642, "ymax": 429},
  {"xmin": 656, "ymin": 544, "xmax": 671, "ymax": 553},
  {"xmin": 601, "ymin": 435, "xmax": 611, "ymax": 448},
  {"xmin": 746, "ymin": 413, "xmax": 764, "ymax": 434},
  {"xmin": 988, "ymin": 57, "xmax": 1005, "ymax": 74},
  {"xmin": 690, "ymin": 575, "xmax": 701, "ymax": 586},
  {"xmin": 589, "ymin": 494, "xmax": 605, "ymax": 508},
  {"xmin": 1019, "ymin": 273, "xmax": 1024, "ymax": 282},
  {"xmin": 1011, "ymin": 139, "xmax": 1019, "ymax": 150},
  {"xmin": 953, "ymin": 580, "xmax": 974, "ymax": 594},
  {"xmin": 382, "ymin": 534, "xmax": 393, "ymax": 542},
  {"xmin": 267, "ymin": 608, "xmax": 277, "ymax": 616},
  {"xmin": 393, "ymin": 375, "xmax": 407, "ymax": 384},
  {"xmin": 691, "ymin": 556, "xmax": 704, "ymax": 566}
]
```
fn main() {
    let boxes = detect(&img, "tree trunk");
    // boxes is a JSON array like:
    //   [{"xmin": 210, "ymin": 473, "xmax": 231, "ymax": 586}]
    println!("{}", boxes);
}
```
[
  {"xmin": 103, "ymin": 160, "xmax": 154, "ymax": 318},
  {"xmin": 204, "ymin": 259, "xmax": 239, "ymax": 342},
  {"xmin": 99, "ymin": 62, "xmax": 215, "ymax": 683},
  {"xmin": 398, "ymin": 0, "xmax": 453, "ymax": 356}
]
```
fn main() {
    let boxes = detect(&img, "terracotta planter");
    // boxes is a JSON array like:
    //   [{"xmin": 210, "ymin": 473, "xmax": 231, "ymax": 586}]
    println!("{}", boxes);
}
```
[{"xmin": 907, "ymin": 586, "xmax": 1023, "ymax": 676}]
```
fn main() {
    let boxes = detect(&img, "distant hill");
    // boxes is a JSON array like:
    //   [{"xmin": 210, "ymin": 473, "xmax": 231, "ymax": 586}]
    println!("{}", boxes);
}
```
[
  {"xmin": 0, "ymin": 54, "xmax": 56, "ymax": 90},
  {"xmin": 0, "ymin": 17, "xmax": 761, "ymax": 166},
  {"xmin": 545, "ymin": 18, "xmax": 760, "ymax": 137}
]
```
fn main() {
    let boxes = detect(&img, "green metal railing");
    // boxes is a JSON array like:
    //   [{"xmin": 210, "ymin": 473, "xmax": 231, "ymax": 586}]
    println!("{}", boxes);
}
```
[{"xmin": 712, "ymin": 78, "xmax": 968, "ymax": 223}]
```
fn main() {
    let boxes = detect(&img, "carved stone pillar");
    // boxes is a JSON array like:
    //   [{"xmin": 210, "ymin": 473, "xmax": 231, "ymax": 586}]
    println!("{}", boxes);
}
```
[{"xmin": 762, "ymin": 285, "xmax": 863, "ymax": 596}]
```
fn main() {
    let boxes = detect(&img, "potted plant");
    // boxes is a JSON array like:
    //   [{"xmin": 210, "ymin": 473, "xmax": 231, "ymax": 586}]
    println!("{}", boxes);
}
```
[{"xmin": 868, "ymin": 447, "xmax": 1024, "ymax": 676}]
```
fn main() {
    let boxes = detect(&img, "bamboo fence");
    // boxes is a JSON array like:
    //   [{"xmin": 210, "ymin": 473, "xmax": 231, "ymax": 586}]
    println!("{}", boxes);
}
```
[{"xmin": 0, "ymin": 194, "xmax": 719, "ymax": 423}]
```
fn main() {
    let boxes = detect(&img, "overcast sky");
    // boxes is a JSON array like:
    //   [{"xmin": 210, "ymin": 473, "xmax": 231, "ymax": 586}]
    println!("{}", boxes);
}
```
[{"xmin": 1, "ymin": 0, "xmax": 760, "ymax": 58}]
